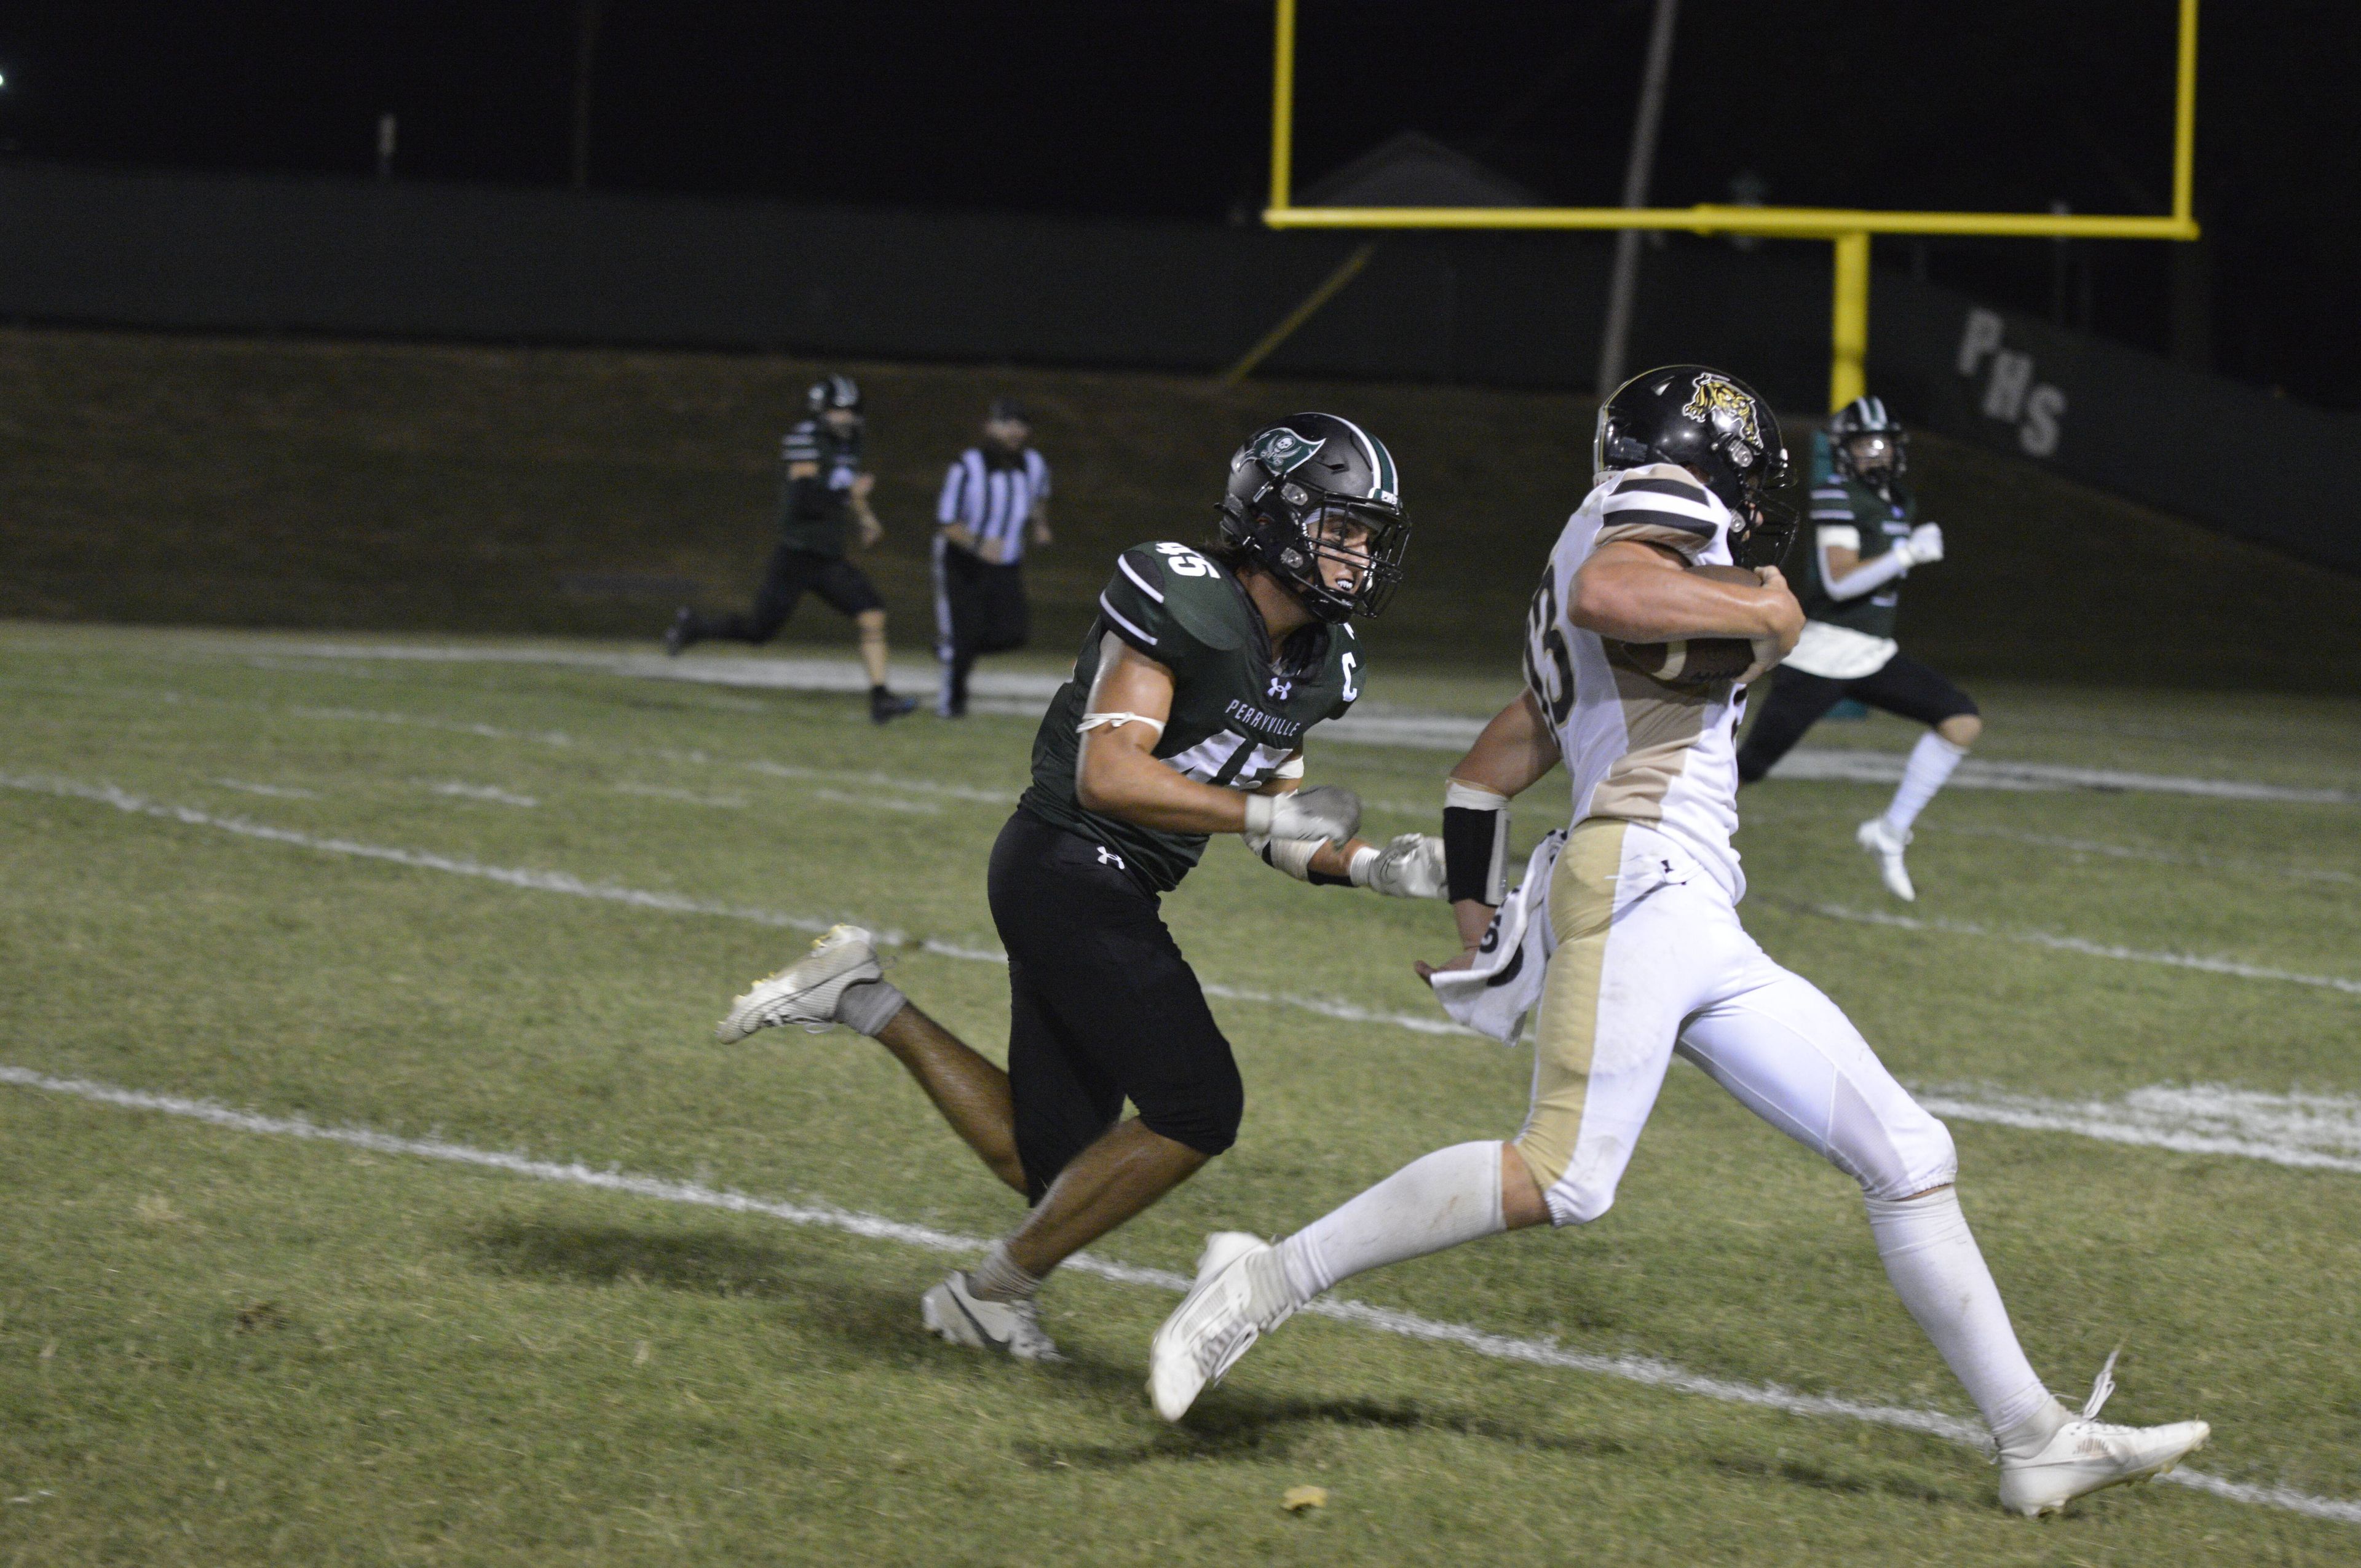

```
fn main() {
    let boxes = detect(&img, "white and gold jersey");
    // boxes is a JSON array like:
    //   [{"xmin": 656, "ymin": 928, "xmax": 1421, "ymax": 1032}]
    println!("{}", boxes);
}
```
[{"xmin": 1521, "ymin": 462, "xmax": 1749, "ymax": 902}]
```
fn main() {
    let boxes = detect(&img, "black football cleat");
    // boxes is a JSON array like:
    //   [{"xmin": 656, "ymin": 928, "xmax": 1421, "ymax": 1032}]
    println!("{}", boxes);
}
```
[
  {"xmin": 870, "ymin": 687, "xmax": 918, "ymax": 725},
  {"xmin": 663, "ymin": 607, "xmax": 701, "ymax": 657}
]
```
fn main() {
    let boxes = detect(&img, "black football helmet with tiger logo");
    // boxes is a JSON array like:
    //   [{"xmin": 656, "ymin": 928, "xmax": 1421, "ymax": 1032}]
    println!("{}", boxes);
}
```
[{"xmin": 1596, "ymin": 365, "xmax": 1796, "ymax": 568}]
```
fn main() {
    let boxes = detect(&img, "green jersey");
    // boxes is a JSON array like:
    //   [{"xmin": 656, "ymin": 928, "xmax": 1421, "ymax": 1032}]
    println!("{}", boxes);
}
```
[
  {"xmin": 1019, "ymin": 542, "xmax": 1362, "ymax": 893},
  {"xmin": 1797, "ymin": 473, "xmax": 1918, "ymax": 639},
  {"xmin": 772, "ymin": 418, "xmax": 862, "ymax": 558}
]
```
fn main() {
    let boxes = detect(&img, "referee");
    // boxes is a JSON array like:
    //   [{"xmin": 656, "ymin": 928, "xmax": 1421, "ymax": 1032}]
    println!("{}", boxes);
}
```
[
  {"xmin": 930, "ymin": 398, "xmax": 1052, "ymax": 718},
  {"xmin": 665, "ymin": 373, "xmax": 918, "ymax": 725}
]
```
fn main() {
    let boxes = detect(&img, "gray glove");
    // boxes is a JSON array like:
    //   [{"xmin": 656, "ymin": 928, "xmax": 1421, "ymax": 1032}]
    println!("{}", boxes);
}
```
[
  {"xmin": 1244, "ymin": 784, "xmax": 1361, "ymax": 846},
  {"xmin": 1351, "ymin": 833, "xmax": 1447, "ymax": 898}
]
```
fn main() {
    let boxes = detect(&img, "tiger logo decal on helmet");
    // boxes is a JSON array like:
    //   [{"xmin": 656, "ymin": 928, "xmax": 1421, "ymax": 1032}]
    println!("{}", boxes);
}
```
[{"xmin": 1681, "ymin": 372, "xmax": 1766, "ymax": 466}]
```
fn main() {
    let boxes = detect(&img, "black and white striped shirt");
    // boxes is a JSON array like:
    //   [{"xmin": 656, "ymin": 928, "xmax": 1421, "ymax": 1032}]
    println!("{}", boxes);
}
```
[{"xmin": 936, "ymin": 446, "xmax": 1051, "ymax": 563}]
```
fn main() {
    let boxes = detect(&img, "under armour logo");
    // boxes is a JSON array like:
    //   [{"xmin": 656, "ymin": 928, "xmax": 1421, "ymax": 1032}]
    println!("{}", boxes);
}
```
[
  {"xmin": 1267, "ymin": 677, "xmax": 1294, "ymax": 700},
  {"xmin": 1096, "ymin": 845, "xmax": 1125, "ymax": 870}
]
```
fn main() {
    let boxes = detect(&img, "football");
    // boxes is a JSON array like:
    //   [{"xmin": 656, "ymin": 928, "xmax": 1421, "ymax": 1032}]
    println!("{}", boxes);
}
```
[{"xmin": 1605, "ymin": 563, "xmax": 1762, "ymax": 685}]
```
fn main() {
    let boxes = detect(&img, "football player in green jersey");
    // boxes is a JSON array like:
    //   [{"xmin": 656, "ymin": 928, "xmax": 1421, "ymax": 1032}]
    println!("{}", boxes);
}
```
[
  {"xmin": 714, "ymin": 414, "xmax": 1446, "ymax": 1360},
  {"xmin": 1736, "ymin": 396, "xmax": 1982, "ymax": 900}
]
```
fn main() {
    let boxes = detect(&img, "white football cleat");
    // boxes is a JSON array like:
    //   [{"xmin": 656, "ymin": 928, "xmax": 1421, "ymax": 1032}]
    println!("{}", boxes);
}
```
[
  {"xmin": 1997, "ymin": 1353, "xmax": 2209, "ymax": 1518},
  {"xmin": 1149, "ymin": 1232, "xmax": 1295, "ymax": 1422},
  {"xmin": 919, "ymin": 1272, "xmax": 1061, "ymax": 1362},
  {"xmin": 715, "ymin": 924, "xmax": 882, "ymax": 1043},
  {"xmin": 1856, "ymin": 815, "xmax": 1918, "ymax": 901}
]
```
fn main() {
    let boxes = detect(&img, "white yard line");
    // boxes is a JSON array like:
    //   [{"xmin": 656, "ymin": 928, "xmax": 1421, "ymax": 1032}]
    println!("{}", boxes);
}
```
[
  {"xmin": 611, "ymin": 782, "xmax": 748, "ymax": 810},
  {"xmin": 1920, "ymin": 1083, "xmax": 2361, "ymax": 1174},
  {"xmin": 1761, "ymin": 748, "xmax": 2355, "ymax": 806},
  {"xmin": 0, "ymin": 773, "xmax": 1465, "ymax": 1040},
  {"xmin": 0, "ymin": 1062, "xmax": 2349, "ymax": 1526},
  {"xmin": 807, "ymin": 787, "xmax": 942, "ymax": 816},
  {"xmin": 212, "ymin": 778, "xmax": 320, "ymax": 801},
  {"xmin": 18, "ymin": 768, "xmax": 2361, "ymax": 1154},
  {"xmin": 1777, "ymin": 900, "xmax": 2361, "ymax": 997},
  {"xmin": 422, "ymin": 780, "xmax": 540, "ymax": 809},
  {"xmin": 1930, "ymin": 823, "xmax": 2358, "ymax": 887}
]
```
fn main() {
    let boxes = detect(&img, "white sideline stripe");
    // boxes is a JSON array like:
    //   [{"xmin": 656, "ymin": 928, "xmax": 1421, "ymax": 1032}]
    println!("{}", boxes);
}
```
[
  {"xmin": 1919, "ymin": 1084, "xmax": 2361, "ymax": 1174},
  {"xmin": 1, "ymin": 1064, "xmax": 2350, "ymax": 1527},
  {"xmin": 1784, "ymin": 901, "xmax": 2361, "ymax": 997},
  {"xmin": 0, "ymin": 773, "xmax": 1471, "ymax": 1040},
  {"xmin": 202, "ymin": 641, "xmax": 2361, "ymax": 803}
]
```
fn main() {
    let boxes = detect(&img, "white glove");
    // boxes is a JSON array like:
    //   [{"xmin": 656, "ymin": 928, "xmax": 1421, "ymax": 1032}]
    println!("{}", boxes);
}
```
[
  {"xmin": 1898, "ymin": 522, "xmax": 1944, "ymax": 566},
  {"xmin": 1243, "ymin": 784, "xmax": 1361, "ymax": 846},
  {"xmin": 1350, "ymin": 833, "xmax": 1447, "ymax": 898}
]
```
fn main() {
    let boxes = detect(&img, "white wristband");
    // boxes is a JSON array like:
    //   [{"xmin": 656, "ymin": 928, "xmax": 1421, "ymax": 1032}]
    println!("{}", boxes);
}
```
[{"xmin": 1346, "ymin": 844, "xmax": 1381, "ymax": 887}]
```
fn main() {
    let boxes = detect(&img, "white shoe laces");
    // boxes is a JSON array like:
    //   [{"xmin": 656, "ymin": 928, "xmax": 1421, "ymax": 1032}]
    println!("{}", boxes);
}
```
[{"xmin": 2079, "ymin": 1346, "xmax": 2119, "ymax": 1423}]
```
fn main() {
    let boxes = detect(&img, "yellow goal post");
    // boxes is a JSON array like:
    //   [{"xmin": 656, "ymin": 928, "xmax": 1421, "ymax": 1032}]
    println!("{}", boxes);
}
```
[{"xmin": 1260, "ymin": 0, "xmax": 2201, "ymax": 410}]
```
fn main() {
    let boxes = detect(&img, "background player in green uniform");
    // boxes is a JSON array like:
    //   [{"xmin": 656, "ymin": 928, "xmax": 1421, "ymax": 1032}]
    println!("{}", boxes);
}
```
[
  {"xmin": 713, "ymin": 414, "xmax": 1445, "ymax": 1360},
  {"xmin": 1735, "ymin": 396, "xmax": 1982, "ymax": 900},
  {"xmin": 665, "ymin": 373, "xmax": 919, "ymax": 724}
]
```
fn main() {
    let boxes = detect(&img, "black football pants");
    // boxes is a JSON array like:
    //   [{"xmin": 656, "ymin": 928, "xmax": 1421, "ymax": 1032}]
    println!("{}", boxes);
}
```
[
  {"xmin": 695, "ymin": 545, "xmax": 884, "ymax": 644},
  {"xmin": 1737, "ymin": 652, "xmax": 1979, "ymax": 783},
  {"xmin": 986, "ymin": 811, "xmax": 1242, "ymax": 1201}
]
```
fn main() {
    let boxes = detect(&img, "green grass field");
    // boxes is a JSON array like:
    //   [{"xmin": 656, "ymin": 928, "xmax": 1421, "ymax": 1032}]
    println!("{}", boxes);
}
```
[{"xmin": 3, "ymin": 621, "xmax": 2359, "ymax": 1565}]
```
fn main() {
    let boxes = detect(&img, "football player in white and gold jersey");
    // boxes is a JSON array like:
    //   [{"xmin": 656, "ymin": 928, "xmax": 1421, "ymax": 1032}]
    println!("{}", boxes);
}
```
[{"xmin": 1150, "ymin": 367, "xmax": 2209, "ymax": 1519}]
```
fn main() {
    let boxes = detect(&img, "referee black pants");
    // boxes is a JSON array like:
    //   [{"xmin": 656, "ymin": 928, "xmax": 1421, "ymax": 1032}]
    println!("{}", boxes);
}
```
[
  {"xmin": 1736, "ymin": 652, "xmax": 1978, "ymax": 783},
  {"xmin": 932, "ymin": 539, "xmax": 1029, "ymax": 716}
]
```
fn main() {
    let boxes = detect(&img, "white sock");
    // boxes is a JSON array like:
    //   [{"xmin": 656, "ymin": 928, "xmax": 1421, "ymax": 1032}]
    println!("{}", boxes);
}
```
[
  {"xmin": 1864, "ymin": 1190, "xmax": 2065, "ymax": 1452},
  {"xmin": 1277, "ymin": 1141, "xmax": 1505, "ymax": 1304},
  {"xmin": 1883, "ymin": 732, "xmax": 1968, "ymax": 835},
  {"xmin": 967, "ymin": 1240, "xmax": 1043, "ymax": 1303}
]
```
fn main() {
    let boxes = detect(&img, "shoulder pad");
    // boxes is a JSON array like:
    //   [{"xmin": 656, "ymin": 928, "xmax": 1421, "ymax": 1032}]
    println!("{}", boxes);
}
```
[
  {"xmin": 1099, "ymin": 543, "xmax": 1249, "ymax": 659},
  {"xmin": 1598, "ymin": 464, "xmax": 1722, "ymax": 542}
]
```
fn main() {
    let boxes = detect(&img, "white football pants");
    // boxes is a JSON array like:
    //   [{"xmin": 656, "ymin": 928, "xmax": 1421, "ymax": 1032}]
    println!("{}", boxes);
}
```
[{"xmin": 1516, "ymin": 818, "xmax": 1958, "ymax": 1225}]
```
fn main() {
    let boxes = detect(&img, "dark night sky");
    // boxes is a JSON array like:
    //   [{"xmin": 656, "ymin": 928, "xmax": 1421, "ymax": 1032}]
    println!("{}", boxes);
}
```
[{"xmin": 2, "ymin": 2, "xmax": 2355, "ymax": 407}]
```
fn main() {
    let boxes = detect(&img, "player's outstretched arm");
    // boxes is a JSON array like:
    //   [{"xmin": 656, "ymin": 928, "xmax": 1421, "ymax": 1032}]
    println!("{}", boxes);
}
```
[
  {"xmin": 1572, "ymin": 538, "xmax": 1802, "ymax": 649},
  {"xmin": 1245, "ymin": 761, "xmax": 1444, "ymax": 897},
  {"xmin": 1075, "ymin": 635, "xmax": 1355, "ymax": 841}
]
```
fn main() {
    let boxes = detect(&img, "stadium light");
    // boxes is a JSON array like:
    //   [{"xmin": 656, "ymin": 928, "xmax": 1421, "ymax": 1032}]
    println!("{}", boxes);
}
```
[{"xmin": 1262, "ymin": 0, "xmax": 2203, "ymax": 410}]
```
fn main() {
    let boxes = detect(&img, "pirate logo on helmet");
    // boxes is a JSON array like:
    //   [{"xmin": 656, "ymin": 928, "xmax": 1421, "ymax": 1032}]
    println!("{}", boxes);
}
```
[{"xmin": 1249, "ymin": 427, "xmax": 1327, "ymax": 478}]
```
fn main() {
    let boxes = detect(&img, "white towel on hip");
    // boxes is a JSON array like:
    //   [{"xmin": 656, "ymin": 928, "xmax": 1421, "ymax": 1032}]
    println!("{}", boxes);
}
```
[{"xmin": 1428, "ymin": 828, "xmax": 1565, "ymax": 1045}]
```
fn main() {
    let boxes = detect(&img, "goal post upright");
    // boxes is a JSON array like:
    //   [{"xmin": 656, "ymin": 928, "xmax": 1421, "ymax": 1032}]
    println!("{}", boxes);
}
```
[{"xmin": 1260, "ymin": 0, "xmax": 2201, "ymax": 411}]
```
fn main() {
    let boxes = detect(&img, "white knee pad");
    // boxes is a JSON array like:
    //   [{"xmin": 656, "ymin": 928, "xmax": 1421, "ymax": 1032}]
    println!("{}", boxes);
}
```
[{"xmin": 1859, "ymin": 1111, "xmax": 1958, "ymax": 1202}]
